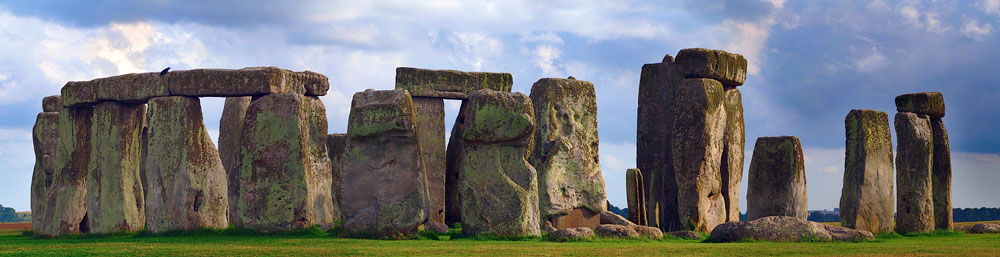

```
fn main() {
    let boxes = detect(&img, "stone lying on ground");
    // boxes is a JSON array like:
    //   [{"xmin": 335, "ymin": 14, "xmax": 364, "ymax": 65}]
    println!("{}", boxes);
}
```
[
  {"xmin": 457, "ymin": 89, "xmax": 540, "ymax": 237},
  {"xmin": 548, "ymin": 227, "xmax": 594, "ymax": 241},
  {"xmin": 747, "ymin": 136, "xmax": 808, "ymax": 221},
  {"xmin": 395, "ymin": 67, "xmax": 513, "ymax": 99},
  {"xmin": 600, "ymin": 211, "xmax": 634, "ymax": 226},
  {"xmin": 709, "ymin": 216, "xmax": 874, "ymax": 242},
  {"xmin": 237, "ymin": 93, "xmax": 335, "ymax": 232},
  {"xmin": 970, "ymin": 223, "xmax": 1000, "ymax": 234},
  {"xmin": 168, "ymin": 67, "xmax": 329, "ymax": 97},
  {"xmin": 219, "ymin": 96, "xmax": 251, "ymax": 224},
  {"xmin": 633, "ymin": 225, "xmax": 664, "ymax": 240},
  {"xmin": 722, "ymin": 87, "xmax": 744, "ymax": 222},
  {"xmin": 95, "ymin": 72, "xmax": 169, "ymax": 103},
  {"xmin": 894, "ymin": 112, "xmax": 935, "ymax": 234},
  {"xmin": 931, "ymin": 118, "xmax": 953, "ymax": 230},
  {"xmin": 595, "ymin": 224, "xmax": 639, "ymax": 238},
  {"xmin": 529, "ymin": 77, "xmax": 607, "ymax": 227},
  {"xmin": 625, "ymin": 168, "xmax": 646, "ymax": 225},
  {"xmin": 423, "ymin": 221, "xmax": 449, "ymax": 234},
  {"xmin": 548, "ymin": 208, "xmax": 600, "ymax": 230},
  {"xmin": 667, "ymin": 230, "xmax": 701, "ymax": 240},
  {"xmin": 39, "ymin": 107, "xmax": 93, "ymax": 236},
  {"xmin": 412, "ymin": 97, "xmax": 447, "ymax": 223},
  {"xmin": 340, "ymin": 90, "xmax": 429, "ymax": 237},
  {"xmin": 31, "ymin": 111, "xmax": 59, "ymax": 233},
  {"xmin": 42, "ymin": 95, "xmax": 62, "ymax": 112},
  {"xmin": 636, "ymin": 55, "xmax": 686, "ymax": 230},
  {"xmin": 674, "ymin": 48, "xmax": 748, "ymax": 86},
  {"xmin": 61, "ymin": 80, "xmax": 99, "ymax": 107},
  {"xmin": 895, "ymin": 92, "xmax": 945, "ymax": 118},
  {"xmin": 144, "ymin": 96, "xmax": 228, "ymax": 233},
  {"xmin": 325, "ymin": 133, "xmax": 347, "ymax": 214},
  {"xmin": 840, "ymin": 109, "xmax": 895, "ymax": 234},
  {"xmin": 87, "ymin": 102, "xmax": 146, "ymax": 234},
  {"xmin": 672, "ymin": 78, "xmax": 727, "ymax": 233}
]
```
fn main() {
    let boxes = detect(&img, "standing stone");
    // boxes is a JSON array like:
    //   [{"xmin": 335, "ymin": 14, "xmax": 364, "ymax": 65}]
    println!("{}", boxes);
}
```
[
  {"xmin": 626, "ymin": 168, "xmax": 646, "ymax": 226},
  {"xmin": 341, "ymin": 90, "xmax": 429, "ymax": 237},
  {"xmin": 219, "ymin": 96, "xmax": 251, "ymax": 224},
  {"xmin": 894, "ymin": 112, "xmax": 935, "ymax": 234},
  {"xmin": 326, "ymin": 133, "xmax": 347, "ymax": 217},
  {"xmin": 840, "ymin": 110, "xmax": 895, "ymax": 233},
  {"xmin": 444, "ymin": 101, "xmax": 469, "ymax": 226},
  {"xmin": 672, "ymin": 78, "xmax": 727, "ymax": 233},
  {"xmin": 395, "ymin": 67, "xmax": 513, "ymax": 99},
  {"xmin": 457, "ymin": 89, "xmax": 540, "ymax": 236},
  {"xmin": 529, "ymin": 77, "xmax": 606, "ymax": 229},
  {"xmin": 87, "ymin": 102, "xmax": 146, "ymax": 234},
  {"xmin": 237, "ymin": 93, "xmax": 335, "ymax": 231},
  {"xmin": 674, "ymin": 48, "xmax": 748, "ymax": 86},
  {"xmin": 747, "ymin": 136, "xmax": 808, "ymax": 221},
  {"xmin": 636, "ymin": 55, "xmax": 685, "ymax": 230},
  {"xmin": 721, "ymin": 87, "xmax": 744, "ymax": 222},
  {"xmin": 145, "ymin": 96, "xmax": 228, "ymax": 233},
  {"xmin": 39, "ymin": 107, "xmax": 94, "ymax": 236},
  {"xmin": 31, "ymin": 110, "xmax": 59, "ymax": 233},
  {"xmin": 413, "ymin": 97, "xmax": 447, "ymax": 223},
  {"xmin": 931, "ymin": 118, "xmax": 952, "ymax": 230}
]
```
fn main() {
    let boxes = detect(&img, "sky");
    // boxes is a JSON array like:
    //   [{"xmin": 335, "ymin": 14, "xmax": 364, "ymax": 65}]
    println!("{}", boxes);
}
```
[{"xmin": 0, "ymin": 0, "xmax": 998, "ymax": 213}]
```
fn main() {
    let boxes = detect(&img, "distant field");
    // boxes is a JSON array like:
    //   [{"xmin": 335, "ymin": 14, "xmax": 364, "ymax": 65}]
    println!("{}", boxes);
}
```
[{"xmin": 1, "ymin": 227, "xmax": 999, "ymax": 256}]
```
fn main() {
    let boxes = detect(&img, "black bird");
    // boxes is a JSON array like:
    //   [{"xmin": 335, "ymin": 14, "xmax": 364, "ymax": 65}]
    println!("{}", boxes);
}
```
[{"xmin": 159, "ymin": 67, "xmax": 170, "ymax": 76}]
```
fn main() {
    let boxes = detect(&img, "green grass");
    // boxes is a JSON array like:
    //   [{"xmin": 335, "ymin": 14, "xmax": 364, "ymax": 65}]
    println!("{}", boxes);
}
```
[{"xmin": 1, "ymin": 228, "xmax": 999, "ymax": 256}]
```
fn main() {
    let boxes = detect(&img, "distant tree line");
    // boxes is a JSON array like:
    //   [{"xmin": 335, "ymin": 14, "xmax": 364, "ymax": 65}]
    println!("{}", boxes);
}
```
[
  {"xmin": 953, "ymin": 207, "xmax": 1000, "ymax": 222},
  {"xmin": 0, "ymin": 204, "xmax": 20, "ymax": 223},
  {"xmin": 607, "ymin": 201, "xmax": 627, "ymax": 218}
]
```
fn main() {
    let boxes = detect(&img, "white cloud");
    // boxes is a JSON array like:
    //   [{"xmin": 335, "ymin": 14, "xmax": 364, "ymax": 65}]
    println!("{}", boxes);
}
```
[
  {"xmin": 447, "ymin": 32, "xmax": 502, "ymax": 71},
  {"xmin": 599, "ymin": 142, "xmax": 636, "ymax": 208},
  {"xmin": 982, "ymin": 0, "xmax": 1000, "ymax": 15},
  {"xmin": 855, "ymin": 46, "xmax": 887, "ymax": 73},
  {"xmin": 721, "ymin": 19, "xmax": 773, "ymax": 75},
  {"xmin": 962, "ymin": 19, "xmax": 994, "ymax": 40},
  {"xmin": 768, "ymin": 0, "xmax": 787, "ymax": 9},
  {"xmin": 898, "ymin": 4, "xmax": 948, "ymax": 33},
  {"xmin": 533, "ymin": 45, "xmax": 562, "ymax": 75},
  {"xmin": 519, "ymin": 32, "xmax": 564, "ymax": 44}
]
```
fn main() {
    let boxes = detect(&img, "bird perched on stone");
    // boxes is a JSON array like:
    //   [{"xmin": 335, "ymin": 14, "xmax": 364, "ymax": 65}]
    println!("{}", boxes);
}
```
[{"xmin": 160, "ymin": 67, "xmax": 170, "ymax": 76}]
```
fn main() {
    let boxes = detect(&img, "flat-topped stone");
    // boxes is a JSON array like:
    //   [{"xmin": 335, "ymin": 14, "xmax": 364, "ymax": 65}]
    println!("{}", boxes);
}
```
[
  {"xmin": 61, "ymin": 80, "xmax": 99, "ymax": 107},
  {"xmin": 747, "ymin": 136, "xmax": 808, "ymax": 221},
  {"xmin": 395, "ymin": 67, "xmax": 512, "ymax": 99},
  {"xmin": 675, "ymin": 48, "xmax": 748, "ymax": 86},
  {"xmin": 895, "ymin": 92, "xmax": 945, "ymax": 118},
  {"xmin": 95, "ymin": 72, "xmax": 169, "ymax": 103},
  {"xmin": 168, "ymin": 67, "xmax": 329, "ymax": 97},
  {"xmin": 840, "ymin": 109, "xmax": 895, "ymax": 234},
  {"xmin": 42, "ymin": 95, "xmax": 62, "ymax": 112}
]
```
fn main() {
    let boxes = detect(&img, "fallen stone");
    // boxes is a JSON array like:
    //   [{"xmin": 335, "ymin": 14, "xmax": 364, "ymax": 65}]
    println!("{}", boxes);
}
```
[
  {"xmin": 61, "ymin": 80, "xmax": 99, "ymax": 107},
  {"xmin": 38, "ymin": 107, "xmax": 93, "ymax": 236},
  {"xmin": 341, "ymin": 90, "xmax": 429, "ymax": 237},
  {"xmin": 549, "ymin": 227, "xmax": 595, "ymax": 241},
  {"xmin": 595, "ymin": 224, "xmax": 640, "ymax": 238},
  {"xmin": 444, "ymin": 100, "xmax": 469, "ymax": 226},
  {"xmin": 95, "ymin": 72, "xmax": 169, "ymax": 103},
  {"xmin": 168, "ymin": 67, "xmax": 329, "ymax": 97},
  {"xmin": 667, "ymin": 230, "xmax": 700, "ymax": 240},
  {"xmin": 219, "ymin": 96, "xmax": 251, "ymax": 224},
  {"xmin": 674, "ymin": 48, "xmax": 748, "ymax": 86},
  {"xmin": 894, "ymin": 112, "xmax": 935, "ymax": 234},
  {"xmin": 600, "ymin": 211, "xmax": 635, "ymax": 226},
  {"xmin": 413, "ymin": 97, "xmax": 447, "ymax": 223},
  {"xmin": 326, "ymin": 133, "xmax": 347, "ymax": 217},
  {"xmin": 42, "ymin": 95, "xmax": 62, "ymax": 112},
  {"xmin": 633, "ymin": 226, "xmax": 664, "ymax": 240},
  {"xmin": 625, "ymin": 168, "xmax": 646, "ymax": 226},
  {"xmin": 529, "ymin": 78, "xmax": 607, "ymax": 225},
  {"xmin": 747, "ymin": 136, "xmax": 808, "ymax": 221},
  {"xmin": 423, "ymin": 221, "xmax": 450, "ymax": 234},
  {"xmin": 144, "ymin": 96, "xmax": 228, "ymax": 233},
  {"xmin": 237, "ymin": 93, "xmax": 335, "ymax": 231},
  {"xmin": 395, "ymin": 67, "xmax": 513, "ymax": 99},
  {"xmin": 672, "ymin": 78, "xmax": 727, "ymax": 233},
  {"xmin": 931, "ymin": 118, "xmax": 952, "ymax": 230},
  {"xmin": 722, "ymin": 87, "xmax": 744, "ymax": 222},
  {"xmin": 840, "ymin": 109, "xmax": 895, "ymax": 234},
  {"xmin": 87, "ymin": 102, "xmax": 146, "ymax": 234},
  {"xmin": 549, "ymin": 208, "xmax": 600, "ymax": 229},
  {"xmin": 709, "ymin": 216, "xmax": 874, "ymax": 242},
  {"xmin": 31, "ymin": 111, "xmax": 59, "ymax": 233},
  {"xmin": 895, "ymin": 92, "xmax": 945, "ymax": 118},
  {"xmin": 457, "ymin": 89, "xmax": 540, "ymax": 237},
  {"xmin": 970, "ymin": 223, "xmax": 1000, "ymax": 234},
  {"xmin": 636, "ymin": 56, "xmax": 686, "ymax": 230}
]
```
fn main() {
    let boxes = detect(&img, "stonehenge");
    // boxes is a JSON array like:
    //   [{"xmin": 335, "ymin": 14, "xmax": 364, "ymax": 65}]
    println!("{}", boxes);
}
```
[
  {"xmin": 747, "ymin": 136, "xmax": 808, "ymax": 221},
  {"xmin": 31, "ymin": 96, "xmax": 60, "ymax": 233},
  {"xmin": 840, "ymin": 110, "xmax": 895, "ymax": 234},
  {"xmin": 626, "ymin": 168, "xmax": 646, "ymax": 226},
  {"xmin": 86, "ymin": 101, "xmax": 146, "ymax": 234},
  {"xmin": 893, "ymin": 92, "xmax": 952, "ymax": 233}
]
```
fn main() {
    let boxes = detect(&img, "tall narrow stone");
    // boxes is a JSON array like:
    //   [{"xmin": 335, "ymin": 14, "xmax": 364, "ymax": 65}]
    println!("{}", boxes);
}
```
[
  {"xmin": 237, "ymin": 93, "xmax": 334, "ymax": 231},
  {"xmin": 145, "ymin": 96, "xmax": 228, "ymax": 233},
  {"xmin": 636, "ymin": 55, "xmax": 685, "ymax": 230},
  {"xmin": 326, "ymin": 133, "xmax": 347, "ymax": 218},
  {"xmin": 626, "ymin": 168, "xmax": 646, "ymax": 226},
  {"xmin": 721, "ymin": 87, "xmax": 744, "ymax": 222},
  {"xmin": 672, "ymin": 78, "xmax": 727, "ymax": 233},
  {"xmin": 413, "ymin": 97, "xmax": 447, "ymax": 223},
  {"xmin": 87, "ymin": 102, "xmax": 146, "ymax": 234},
  {"xmin": 840, "ymin": 110, "xmax": 895, "ymax": 233},
  {"xmin": 747, "ymin": 136, "xmax": 808, "ymax": 221},
  {"xmin": 894, "ymin": 112, "xmax": 935, "ymax": 234},
  {"xmin": 39, "ymin": 107, "xmax": 93, "ymax": 236},
  {"xmin": 444, "ymin": 100, "xmax": 469, "ymax": 226},
  {"xmin": 341, "ymin": 90, "xmax": 429, "ymax": 237},
  {"xmin": 457, "ymin": 89, "xmax": 540, "ymax": 236},
  {"xmin": 931, "ymin": 118, "xmax": 952, "ymax": 230},
  {"xmin": 31, "ymin": 109, "xmax": 59, "ymax": 233},
  {"xmin": 219, "ymin": 96, "xmax": 251, "ymax": 224}
]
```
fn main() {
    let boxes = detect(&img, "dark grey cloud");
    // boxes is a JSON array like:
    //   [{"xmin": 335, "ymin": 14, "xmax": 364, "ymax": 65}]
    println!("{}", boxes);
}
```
[{"xmin": 1, "ymin": 0, "xmax": 314, "ymax": 27}]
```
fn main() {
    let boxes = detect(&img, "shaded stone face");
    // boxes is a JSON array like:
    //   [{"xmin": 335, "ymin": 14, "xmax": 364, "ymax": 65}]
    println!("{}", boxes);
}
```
[
  {"xmin": 721, "ymin": 87, "xmax": 744, "ymax": 222},
  {"xmin": 444, "ymin": 100, "xmax": 469, "ymax": 226},
  {"xmin": 894, "ymin": 112, "xmax": 935, "ymax": 234},
  {"xmin": 42, "ymin": 95, "xmax": 62, "ymax": 112},
  {"xmin": 31, "ymin": 111, "xmax": 59, "ymax": 233},
  {"xmin": 636, "ymin": 58, "xmax": 686, "ymax": 231},
  {"xmin": 672, "ymin": 78, "xmax": 727, "ymax": 233},
  {"xmin": 39, "ymin": 107, "xmax": 93, "ymax": 236},
  {"xmin": 930, "ymin": 118, "xmax": 952, "ymax": 230},
  {"xmin": 144, "ymin": 96, "xmax": 228, "ymax": 233},
  {"xmin": 412, "ymin": 97, "xmax": 447, "ymax": 223},
  {"xmin": 168, "ymin": 67, "xmax": 329, "ymax": 97},
  {"xmin": 529, "ymin": 78, "xmax": 606, "ymax": 224},
  {"xmin": 895, "ymin": 92, "xmax": 945, "ymax": 118},
  {"xmin": 219, "ymin": 96, "xmax": 252, "ymax": 224},
  {"xmin": 87, "ymin": 102, "xmax": 146, "ymax": 234},
  {"xmin": 341, "ymin": 89, "xmax": 429, "ymax": 237},
  {"xmin": 237, "ymin": 93, "xmax": 334, "ymax": 232},
  {"xmin": 395, "ymin": 67, "xmax": 513, "ymax": 99},
  {"xmin": 61, "ymin": 80, "xmax": 99, "ymax": 108},
  {"xmin": 325, "ymin": 133, "xmax": 347, "ymax": 219},
  {"xmin": 747, "ymin": 136, "xmax": 808, "ymax": 221},
  {"xmin": 674, "ymin": 48, "xmax": 748, "ymax": 86},
  {"xmin": 457, "ymin": 89, "xmax": 540, "ymax": 237},
  {"xmin": 709, "ymin": 216, "xmax": 874, "ymax": 242},
  {"xmin": 625, "ymin": 168, "xmax": 646, "ymax": 226},
  {"xmin": 839, "ymin": 109, "xmax": 895, "ymax": 234},
  {"xmin": 95, "ymin": 72, "xmax": 170, "ymax": 103}
]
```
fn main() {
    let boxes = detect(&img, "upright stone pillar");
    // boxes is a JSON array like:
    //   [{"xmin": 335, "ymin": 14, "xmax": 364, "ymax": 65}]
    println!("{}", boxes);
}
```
[
  {"xmin": 672, "ymin": 78, "xmax": 727, "ymax": 232},
  {"xmin": 747, "ymin": 136, "xmax": 808, "ymax": 221},
  {"xmin": 445, "ymin": 100, "xmax": 469, "ymax": 226},
  {"xmin": 145, "ymin": 96, "xmax": 228, "ymax": 233},
  {"xmin": 840, "ymin": 109, "xmax": 895, "ymax": 233},
  {"xmin": 626, "ymin": 168, "xmax": 646, "ymax": 226},
  {"xmin": 412, "ymin": 97, "xmax": 447, "ymax": 223},
  {"xmin": 219, "ymin": 96, "xmax": 251, "ymax": 224},
  {"xmin": 326, "ymin": 133, "xmax": 347, "ymax": 218},
  {"xmin": 636, "ymin": 54, "xmax": 684, "ymax": 230},
  {"xmin": 31, "ymin": 95, "xmax": 61, "ymax": 233},
  {"xmin": 721, "ymin": 87, "xmax": 744, "ymax": 222},
  {"xmin": 87, "ymin": 101, "xmax": 146, "ymax": 234},
  {"xmin": 895, "ymin": 92, "xmax": 952, "ymax": 231},
  {"xmin": 39, "ymin": 106, "xmax": 94, "ymax": 236},
  {"xmin": 894, "ymin": 112, "xmax": 934, "ymax": 234}
]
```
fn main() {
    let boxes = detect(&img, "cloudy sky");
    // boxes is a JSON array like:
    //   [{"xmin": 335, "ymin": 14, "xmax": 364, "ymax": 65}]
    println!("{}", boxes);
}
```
[{"xmin": 1, "ymin": 0, "xmax": 998, "ymax": 213}]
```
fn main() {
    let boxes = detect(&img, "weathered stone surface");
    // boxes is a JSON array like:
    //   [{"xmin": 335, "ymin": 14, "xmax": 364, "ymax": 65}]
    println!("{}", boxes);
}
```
[
  {"xmin": 31, "ymin": 112, "xmax": 59, "ymax": 233},
  {"xmin": 895, "ymin": 92, "xmax": 945, "ymax": 118},
  {"xmin": 633, "ymin": 225, "xmax": 664, "ymax": 240},
  {"xmin": 395, "ymin": 67, "xmax": 513, "ymax": 99},
  {"xmin": 970, "ymin": 223, "xmax": 1000, "ymax": 234},
  {"xmin": 839, "ymin": 109, "xmax": 895, "ymax": 233},
  {"xmin": 444, "ymin": 100, "xmax": 469, "ymax": 226},
  {"xmin": 219, "ymin": 96, "xmax": 251, "ymax": 224},
  {"xmin": 341, "ymin": 90, "xmax": 428, "ymax": 237},
  {"xmin": 722, "ymin": 87, "xmax": 744, "ymax": 223},
  {"xmin": 894, "ymin": 112, "xmax": 935, "ymax": 234},
  {"xmin": 237, "ymin": 93, "xmax": 335, "ymax": 231},
  {"xmin": 931, "ymin": 118, "xmax": 952, "ymax": 230},
  {"xmin": 61, "ymin": 80, "xmax": 99, "ymax": 107},
  {"xmin": 457, "ymin": 89, "xmax": 539, "ymax": 236},
  {"xmin": 423, "ymin": 221, "xmax": 449, "ymax": 234},
  {"xmin": 144, "ymin": 96, "xmax": 228, "ymax": 233},
  {"xmin": 549, "ymin": 227, "xmax": 595, "ymax": 241},
  {"xmin": 325, "ymin": 133, "xmax": 347, "ymax": 217},
  {"xmin": 595, "ymin": 224, "xmax": 640, "ymax": 238},
  {"xmin": 672, "ymin": 78, "xmax": 727, "ymax": 233},
  {"xmin": 95, "ymin": 72, "xmax": 170, "ymax": 103},
  {"xmin": 636, "ymin": 57, "xmax": 686, "ymax": 230},
  {"xmin": 413, "ymin": 97, "xmax": 447, "ymax": 223},
  {"xmin": 747, "ymin": 136, "xmax": 808, "ymax": 221},
  {"xmin": 600, "ymin": 211, "xmax": 635, "ymax": 226},
  {"xmin": 38, "ymin": 107, "xmax": 93, "ymax": 236},
  {"xmin": 710, "ymin": 216, "xmax": 874, "ymax": 242},
  {"xmin": 674, "ymin": 48, "xmax": 748, "ymax": 86},
  {"xmin": 549, "ymin": 208, "xmax": 600, "ymax": 229},
  {"xmin": 529, "ymin": 78, "xmax": 607, "ymax": 225},
  {"xmin": 87, "ymin": 102, "xmax": 146, "ymax": 234},
  {"xmin": 168, "ymin": 67, "xmax": 329, "ymax": 97},
  {"xmin": 667, "ymin": 230, "xmax": 700, "ymax": 240},
  {"xmin": 626, "ymin": 168, "xmax": 646, "ymax": 225},
  {"xmin": 42, "ymin": 95, "xmax": 62, "ymax": 112}
]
